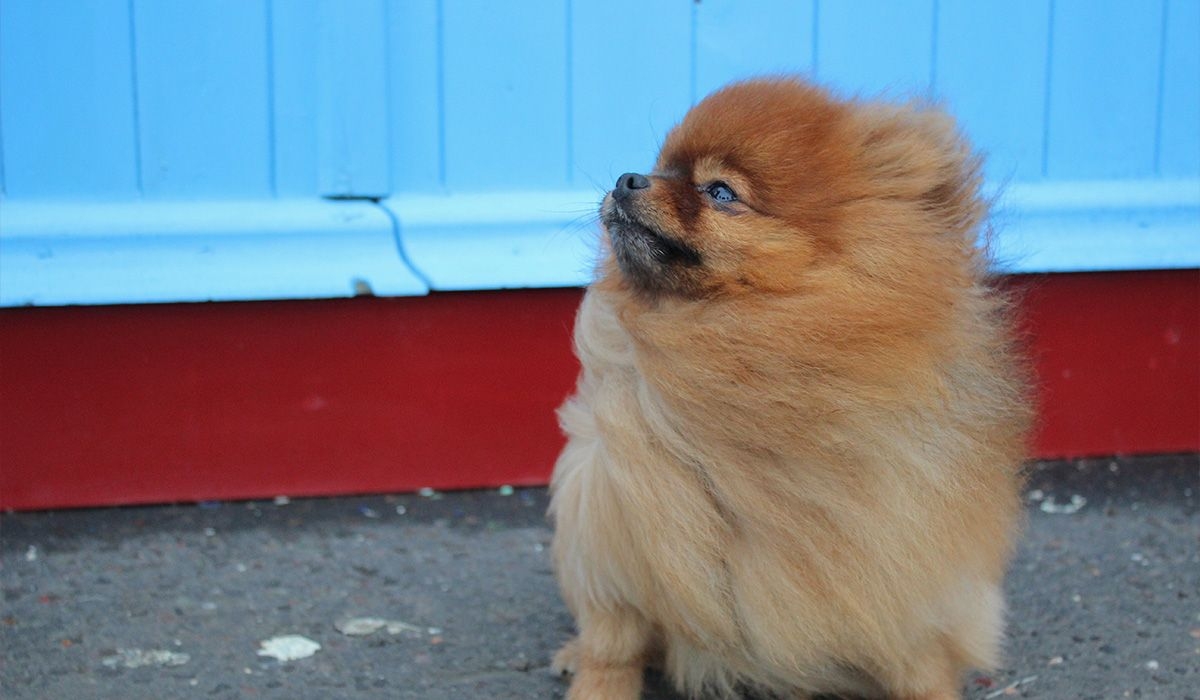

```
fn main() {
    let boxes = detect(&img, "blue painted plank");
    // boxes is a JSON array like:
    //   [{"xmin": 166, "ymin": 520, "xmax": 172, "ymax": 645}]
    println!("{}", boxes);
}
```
[
  {"xmin": 0, "ymin": 0, "xmax": 139, "ymax": 198},
  {"xmin": 133, "ymin": 0, "xmax": 272, "ymax": 197},
  {"xmin": 385, "ymin": 191, "xmax": 601, "ymax": 290},
  {"xmin": 570, "ymin": 0, "xmax": 691, "ymax": 190},
  {"xmin": 990, "ymin": 179, "xmax": 1200, "ymax": 272},
  {"xmin": 935, "ymin": 0, "xmax": 1051, "ymax": 182},
  {"xmin": 1160, "ymin": 0, "xmax": 1200, "ymax": 177},
  {"xmin": 0, "ymin": 91, "xmax": 5, "ymax": 196},
  {"xmin": 273, "ymin": 0, "xmax": 392, "ymax": 198},
  {"xmin": 0, "ymin": 200, "xmax": 428, "ymax": 306},
  {"xmin": 270, "ymin": 0, "xmax": 321, "ymax": 196},
  {"xmin": 441, "ymin": 1, "xmax": 568, "ymax": 191},
  {"xmin": 385, "ymin": 0, "xmax": 443, "ymax": 192},
  {"xmin": 1045, "ymin": 0, "xmax": 1164, "ymax": 178},
  {"xmin": 314, "ymin": 0, "xmax": 391, "ymax": 197},
  {"xmin": 815, "ymin": 0, "xmax": 935, "ymax": 95},
  {"xmin": 695, "ymin": 0, "xmax": 815, "ymax": 99}
]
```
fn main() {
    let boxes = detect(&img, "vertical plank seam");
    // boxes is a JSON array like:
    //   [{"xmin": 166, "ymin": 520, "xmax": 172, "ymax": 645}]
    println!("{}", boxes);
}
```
[
  {"xmin": 0, "ymin": 57, "xmax": 7, "ymax": 197},
  {"xmin": 1153, "ymin": 0, "xmax": 1169, "ymax": 176},
  {"xmin": 811, "ymin": 0, "xmax": 820, "ymax": 78},
  {"xmin": 565, "ymin": 0, "xmax": 574, "ymax": 187},
  {"xmin": 128, "ymin": 0, "xmax": 145, "ymax": 196},
  {"xmin": 264, "ymin": 0, "xmax": 277, "ymax": 198},
  {"xmin": 1040, "ymin": 0, "xmax": 1056, "ymax": 178},
  {"xmin": 689, "ymin": 0, "xmax": 698, "ymax": 104},
  {"xmin": 436, "ymin": 0, "xmax": 447, "ymax": 190},
  {"xmin": 0, "ymin": 0, "xmax": 6, "ymax": 197},
  {"xmin": 382, "ymin": 0, "xmax": 396, "ymax": 196},
  {"xmin": 929, "ymin": 0, "xmax": 939, "ymax": 93}
]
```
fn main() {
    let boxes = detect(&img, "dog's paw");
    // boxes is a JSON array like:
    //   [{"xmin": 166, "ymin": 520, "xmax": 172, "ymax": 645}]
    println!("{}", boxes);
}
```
[{"xmin": 551, "ymin": 638, "xmax": 579, "ymax": 677}]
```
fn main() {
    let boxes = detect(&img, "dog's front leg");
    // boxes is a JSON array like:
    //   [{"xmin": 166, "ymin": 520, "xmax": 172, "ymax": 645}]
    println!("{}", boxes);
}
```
[{"xmin": 559, "ymin": 605, "xmax": 652, "ymax": 700}]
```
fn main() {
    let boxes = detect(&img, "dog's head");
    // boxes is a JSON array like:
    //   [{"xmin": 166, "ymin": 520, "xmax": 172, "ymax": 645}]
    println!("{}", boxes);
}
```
[{"xmin": 600, "ymin": 78, "xmax": 983, "ymax": 303}]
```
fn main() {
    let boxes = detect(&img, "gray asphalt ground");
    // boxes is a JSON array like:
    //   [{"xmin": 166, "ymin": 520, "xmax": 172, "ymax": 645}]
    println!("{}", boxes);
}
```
[{"xmin": 1, "ymin": 454, "xmax": 1197, "ymax": 700}]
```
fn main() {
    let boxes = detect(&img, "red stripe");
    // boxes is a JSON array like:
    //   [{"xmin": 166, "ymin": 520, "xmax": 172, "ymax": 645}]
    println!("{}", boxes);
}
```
[
  {"xmin": 1012, "ymin": 270, "xmax": 1199, "ymax": 458},
  {"xmin": 1, "ymin": 271, "xmax": 1196, "ymax": 510}
]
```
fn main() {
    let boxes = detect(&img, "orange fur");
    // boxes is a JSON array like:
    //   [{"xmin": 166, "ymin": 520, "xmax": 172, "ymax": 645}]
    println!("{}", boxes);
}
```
[{"xmin": 549, "ymin": 78, "xmax": 1031, "ymax": 699}]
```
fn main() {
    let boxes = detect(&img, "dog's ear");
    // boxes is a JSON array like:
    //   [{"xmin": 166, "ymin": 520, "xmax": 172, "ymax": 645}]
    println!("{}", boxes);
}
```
[{"xmin": 854, "ymin": 103, "xmax": 986, "ymax": 238}]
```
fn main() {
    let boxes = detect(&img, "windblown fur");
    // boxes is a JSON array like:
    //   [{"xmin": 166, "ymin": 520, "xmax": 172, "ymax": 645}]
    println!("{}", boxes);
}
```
[{"xmin": 549, "ymin": 78, "xmax": 1031, "ymax": 700}]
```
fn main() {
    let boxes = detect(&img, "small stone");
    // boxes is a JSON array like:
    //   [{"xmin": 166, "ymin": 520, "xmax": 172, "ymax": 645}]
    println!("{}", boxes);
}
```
[
  {"xmin": 24, "ymin": 545, "xmax": 37, "ymax": 562},
  {"xmin": 102, "ymin": 648, "xmax": 190, "ymax": 669},
  {"xmin": 395, "ymin": 505, "xmax": 407, "ymax": 515},
  {"xmin": 1146, "ymin": 660, "xmax": 1159, "ymax": 671},
  {"xmin": 335, "ymin": 617, "xmax": 425, "ymax": 638},
  {"xmin": 1040, "ymin": 494, "xmax": 1086, "ymax": 514},
  {"xmin": 336, "ymin": 617, "xmax": 388, "ymax": 636},
  {"xmin": 498, "ymin": 485, "xmax": 515, "ymax": 496},
  {"xmin": 1048, "ymin": 656, "xmax": 1064, "ymax": 666},
  {"xmin": 273, "ymin": 496, "xmax": 290, "ymax": 506},
  {"xmin": 257, "ymin": 635, "xmax": 320, "ymax": 662}
]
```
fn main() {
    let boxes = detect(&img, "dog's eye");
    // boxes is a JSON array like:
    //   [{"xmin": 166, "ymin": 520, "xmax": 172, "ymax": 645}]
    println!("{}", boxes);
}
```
[{"xmin": 704, "ymin": 181, "xmax": 738, "ymax": 204}]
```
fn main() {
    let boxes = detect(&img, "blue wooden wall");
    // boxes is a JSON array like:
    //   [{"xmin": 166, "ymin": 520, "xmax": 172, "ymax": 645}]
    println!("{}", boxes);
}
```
[{"xmin": 1, "ymin": 0, "xmax": 1197, "ymax": 305}]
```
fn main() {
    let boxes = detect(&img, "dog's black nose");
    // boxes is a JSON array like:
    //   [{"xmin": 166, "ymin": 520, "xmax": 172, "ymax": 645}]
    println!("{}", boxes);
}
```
[{"xmin": 615, "ymin": 172, "xmax": 650, "ymax": 192}]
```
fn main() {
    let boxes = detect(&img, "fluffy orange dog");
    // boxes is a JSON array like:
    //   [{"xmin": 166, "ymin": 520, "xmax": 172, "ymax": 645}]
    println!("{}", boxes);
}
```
[{"xmin": 549, "ymin": 78, "xmax": 1031, "ymax": 700}]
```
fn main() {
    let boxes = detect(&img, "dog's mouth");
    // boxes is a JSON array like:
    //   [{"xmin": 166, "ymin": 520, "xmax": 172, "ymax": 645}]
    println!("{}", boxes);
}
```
[{"xmin": 602, "ymin": 199, "xmax": 702, "ymax": 269}]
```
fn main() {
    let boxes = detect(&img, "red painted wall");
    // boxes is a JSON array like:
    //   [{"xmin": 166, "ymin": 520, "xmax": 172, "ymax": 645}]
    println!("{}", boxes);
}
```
[
  {"xmin": 0, "ymin": 291, "xmax": 581, "ymax": 510},
  {"xmin": 1014, "ymin": 270, "xmax": 1199, "ymax": 457},
  {"xmin": 1, "ymin": 270, "xmax": 1197, "ymax": 510}
]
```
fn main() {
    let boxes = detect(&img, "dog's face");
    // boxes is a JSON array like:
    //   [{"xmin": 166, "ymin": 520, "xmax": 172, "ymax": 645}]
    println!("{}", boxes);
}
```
[
  {"xmin": 600, "ymin": 79, "xmax": 976, "ymax": 305},
  {"xmin": 601, "ymin": 80, "xmax": 859, "ymax": 299}
]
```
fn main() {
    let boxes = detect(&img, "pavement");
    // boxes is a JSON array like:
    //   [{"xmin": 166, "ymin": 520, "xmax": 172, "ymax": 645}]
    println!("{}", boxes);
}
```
[{"xmin": 1, "ymin": 454, "xmax": 1197, "ymax": 700}]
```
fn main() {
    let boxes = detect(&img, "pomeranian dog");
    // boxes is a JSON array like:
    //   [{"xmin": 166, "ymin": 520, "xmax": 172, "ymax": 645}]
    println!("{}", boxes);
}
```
[{"xmin": 548, "ymin": 78, "xmax": 1031, "ymax": 700}]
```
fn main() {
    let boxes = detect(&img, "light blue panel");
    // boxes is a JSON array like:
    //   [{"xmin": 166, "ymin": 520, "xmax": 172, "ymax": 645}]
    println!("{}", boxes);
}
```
[
  {"xmin": 1045, "ymin": 0, "xmax": 1164, "ymax": 178},
  {"xmin": 815, "ymin": 0, "xmax": 934, "ymax": 95},
  {"xmin": 935, "ymin": 0, "xmax": 1050, "ymax": 182},
  {"xmin": 272, "ymin": 0, "xmax": 391, "ymax": 198},
  {"xmin": 270, "ymin": 0, "xmax": 320, "ymax": 196},
  {"xmin": 695, "ymin": 0, "xmax": 815, "ymax": 99},
  {"xmin": 133, "ymin": 0, "xmax": 272, "ymax": 197},
  {"xmin": 570, "ymin": 0, "xmax": 691, "ymax": 189},
  {"xmin": 989, "ymin": 179, "xmax": 1200, "ymax": 272},
  {"xmin": 384, "ymin": 180, "xmax": 1199, "ymax": 291},
  {"xmin": 315, "ymin": 0, "xmax": 390, "ymax": 197},
  {"xmin": 385, "ymin": 0, "xmax": 442, "ymax": 192},
  {"xmin": 0, "ymin": 200, "xmax": 428, "ymax": 306},
  {"xmin": 441, "ymin": 1, "xmax": 568, "ymax": 190},
  {"xmin": 0, "ymin": 95, "xmax": 5, "ymax": 195},
  {"xmin": 385, "ymin": 191, "xmax": 600, "ymax": 290},
  {"xmin": 0, "ymin": 0, "xmax": 138, "ymax": 198},
  {"xmin": 1160, "ymin": 0, "xmax": 1200, "ymax": 176}
]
